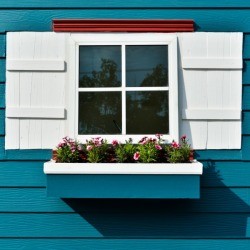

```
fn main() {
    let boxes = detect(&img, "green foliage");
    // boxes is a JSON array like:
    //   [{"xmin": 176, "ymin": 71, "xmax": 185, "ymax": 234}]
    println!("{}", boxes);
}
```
[
  {"xmin": 86, "ymin": 137, "xmax": 109, "ymax": 163},
  {"xmin": 135, "ymin": 136, "xmax": 163, "ymax": 163},
  {"xmin": 165, "ymin": 135, "xmax": 192, "ymax": 163},
  {"xmin": 113, "ymin": 138, "xmax": 135, "ymax": 163},
  {"xmin": 55, "ymin": 137, "xmax": 82, "ymax": 163}
]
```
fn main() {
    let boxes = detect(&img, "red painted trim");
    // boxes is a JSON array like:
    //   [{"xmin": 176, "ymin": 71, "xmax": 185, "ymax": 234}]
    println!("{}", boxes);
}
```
[{"xmin": 53, "ymin": 19, "xmax": 194, "ymax": 32}]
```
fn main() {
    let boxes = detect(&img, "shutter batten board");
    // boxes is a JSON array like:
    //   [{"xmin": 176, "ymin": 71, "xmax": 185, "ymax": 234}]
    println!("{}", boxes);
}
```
[
  {"xmin": 182, "ymin": 109, "xmax": 241, "ymax": 120},
  {"xmin": 182, "ymin": 58, "xmax": 242, "ymax": 69},
  {"xmin": 6, "ymin": 32, "xmax": 67, "ymax": 149},
  {"xmin": 7, "ymin": 60, "xmax": 65, "ymax": 71},
  {"xmin": 178, "ymin": 32, "xmax": 242, "ymax": 149},
  {"xmin": 6, "ymin": 107, "xmax": 65, "ymax": 119}
]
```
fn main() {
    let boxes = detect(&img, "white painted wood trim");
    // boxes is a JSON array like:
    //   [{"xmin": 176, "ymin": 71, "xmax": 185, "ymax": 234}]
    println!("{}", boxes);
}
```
[
  {"xmin": 182, "ymin": 58, "xmax": 242, "ymax": 69},
  {"xmin": 7, "ymin": 60, "xmax": 65, "ymax": 71},
  {"xmin": 182, "ymin": 109, "xmax": 241, "ymax": 120},
  {"xmin": 44, "ymin": 161, "xmax": 203, "ymax": 175},
  {"xmin": 6, "ymin": 107, "xmax": 65, "ymax": 119},
  {"xmin": 71, "ymin": 33, "xmax": 177, "ymax": 44}
]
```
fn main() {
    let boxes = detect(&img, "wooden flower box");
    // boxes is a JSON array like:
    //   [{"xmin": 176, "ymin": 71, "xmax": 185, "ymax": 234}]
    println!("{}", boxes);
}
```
[{"xmin": 44, "ymin": 161, "xmax": 203, "ymax": 199}]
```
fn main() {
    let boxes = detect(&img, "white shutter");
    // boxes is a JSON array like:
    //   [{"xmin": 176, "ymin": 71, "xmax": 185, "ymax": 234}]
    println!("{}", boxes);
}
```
[
  {"xmin": 5, "ymin": 32, "xmax": 243, "ymax": 150},
  {"xmin": 6, "ymin": 32, "xmax": 68, "ymax": 149},
  {"xmin": 178, "ymin": 33, "xmax": 243, "ymax": 149}
]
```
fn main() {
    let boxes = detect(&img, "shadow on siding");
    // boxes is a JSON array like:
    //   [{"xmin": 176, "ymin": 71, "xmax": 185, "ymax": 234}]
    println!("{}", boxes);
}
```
[{"xmin": 63, "ymin": 161, "xmax": 250, "ymax": 238}]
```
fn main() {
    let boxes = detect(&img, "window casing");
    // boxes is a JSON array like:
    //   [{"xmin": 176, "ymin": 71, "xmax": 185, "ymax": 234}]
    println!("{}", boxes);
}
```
[{"xmin": 68, "ymin": 33, "xmax": 178, "ymax": 143}]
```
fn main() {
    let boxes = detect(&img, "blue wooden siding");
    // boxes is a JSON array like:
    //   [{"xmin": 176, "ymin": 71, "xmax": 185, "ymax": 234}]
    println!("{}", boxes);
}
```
[{"xmin": 0, "ymin": 1, "xmax": 250, "ymax": 249}]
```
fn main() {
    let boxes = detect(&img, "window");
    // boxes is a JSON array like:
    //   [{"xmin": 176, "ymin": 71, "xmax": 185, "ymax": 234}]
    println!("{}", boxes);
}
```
[{"xmin": 70, "ymin": 33, "xmax": 178, "ymax": 143}]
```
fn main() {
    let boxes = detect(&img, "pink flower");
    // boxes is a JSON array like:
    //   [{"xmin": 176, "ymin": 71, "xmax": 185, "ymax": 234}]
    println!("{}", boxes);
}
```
[
  {"xmin": 139, "ymin": 137, "xmax": 147, "ymax": 144},
  {"xmin": 57, "ymin": 142, "xmax": 66, "ymax": 148},
  {"xmin": 181, "ymin": 135, "xmax": 186, "ymax": 141},
  {"xmin": 155, "ymin": 133, "xmax": 163, "ymax": 139},
  {"xmin": 133, "ymin": 152, "xmax": 140, "ymax": 161},
  {"xmin": 92, "ymin": 137, "xmax": 103, "ymax": 146},
  {"xmin": 155, "ymin": 144, "xmax": 162, "ymax": 150},
  {"xmin": 171, "ymin": 141, "xmax": 180, "ymax": 148},
  {"xmin": 112, "ymin": 140, "xmax": 119, "ymax": 146},
  {"xmin": 86, "ymin": 145, "xmax": 93, "ymax": 151}
]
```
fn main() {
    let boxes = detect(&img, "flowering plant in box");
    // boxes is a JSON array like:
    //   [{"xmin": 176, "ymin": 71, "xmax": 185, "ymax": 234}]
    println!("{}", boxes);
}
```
[
  {"xmin": 54, "ymin": 137, "xmax": 84, "ymax": 163},
  {"xmin": 86, "ymin": 137, "xmax": 109, "ymax": 163},
  {"xmin": 165, "ymin": 135, "xmax": 192, "ymax": 163},
  {"xmin": 133, "ymin": 134, "xmax": 165, "ymax": 163},
  {"xmin": 52, "ymin": 134, "xmax": 193, "ymax": 164}
]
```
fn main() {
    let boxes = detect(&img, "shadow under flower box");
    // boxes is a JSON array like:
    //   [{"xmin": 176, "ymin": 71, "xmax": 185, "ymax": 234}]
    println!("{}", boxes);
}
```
[{"xmin": 43, "ymin": 161, "xmax": 203, "ymax": 199}]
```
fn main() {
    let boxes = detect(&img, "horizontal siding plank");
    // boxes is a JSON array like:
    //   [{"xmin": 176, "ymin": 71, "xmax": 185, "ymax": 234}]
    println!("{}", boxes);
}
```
[
  {"xmin": 0, "ymin": 149, "xmax": 52, "ymax": 160},
  {"xmin": 6, "ymin": 107, "xmax": 65, "ymax": 118},
  {"xmin": 243, "ymin": 34, "xmax": 250, "ymax": 59},
  {"xmin": 0, "ymin": 214, "xmax": 100, "ymax": 237},
  {"xmin": 7, "ymin": 59, "xmax": 65, "ymax": 71},
  {"xmin": 0, "ymin": 109, "xmax": 4, "ymax": 135},
  {"xmin": 0, "ymin": 240, "xmax": 249, "ymax": 250},
  {"xmin": 242, "ymin": 135, "xmax": 250, "ymax": 161},
  {"xmin": 0, "ymin": 213, "xmax": 249, "ymax": 238},
  {"xmin": 0, "ymin": 187, "xmax": 249, "ymax": 213},
  {"xmin": 2, "ymin": 10, "xmax": 250, "ymax": 32},
  {"xmin": 182, "ymin": 109, "xmax": 241, "ymax": 120},
  {"xmin": 0, "ymin": 137, "xmax": 4, "ymax": 158},
  {"xmin": 195, "ymin": 150, "xmax": 242, "ymax": 161},
  {"xmin": 0, "ymin": 161, "xmax": 46, "ymax": 186},
  {"xmin": 0, "ymin": 84, "xmax": 5, "ymax": 108},
  {"xmin": 182, "ymin": 58, "xmax": 242, "ymax": 69},
  {"xmin": 0, "ymin": 160, "xmax": 250, "ymax": 187},
  {"xmin": 243, "ymin": 111, "xmax": 250, "ymax": 134},
  {"xmin": 202, "ymin": 161, "xmax": 250, "ymax": 187},
  {"xmin": 0, "ymin": 59, "xmax": 5, "ymax": 82},
  {"xmin": 243, "ymin": 60, "xmax": 250, "ymax": 84},
  {"xmin": 243, "ymin": 85, "xmax": 250, "ymax": 110},
  {"xmin": 1, "ymin": 0, "xmax": 250, "ymax": 8},
  {"xmin": 0, "ymin": 34, "xmax": 5, "ymax": 58}
]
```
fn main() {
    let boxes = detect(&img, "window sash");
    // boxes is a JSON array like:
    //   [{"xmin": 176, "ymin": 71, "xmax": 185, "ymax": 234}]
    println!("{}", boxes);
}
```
[{"xmin": 71, "ymin": 33, "xmax": 178, "ymax": 143}]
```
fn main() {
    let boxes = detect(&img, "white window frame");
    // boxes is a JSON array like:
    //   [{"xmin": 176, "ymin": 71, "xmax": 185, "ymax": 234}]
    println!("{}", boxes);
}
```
[{"xmin": 67, "ymin": 33, "xmax": 178, "ymax": 144}]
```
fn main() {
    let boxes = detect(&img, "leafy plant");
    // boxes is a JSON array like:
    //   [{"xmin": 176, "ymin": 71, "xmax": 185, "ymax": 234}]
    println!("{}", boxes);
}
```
[
  {"xmin": 165, "ymin": 135, "xmax": 192, "ymax": 163},
  {"xmin": 113, "ymin": 138, "xmax": 135, "ymax": 163},
  {"xmin": 86, "ymin": 137, "xmax": 109, "ymax": 163},
  {"xmin": 133, "ymin": 134, "xmax": 164, "ymax": 163},
  {"xmin": 55, "ymin": 137, "xmax": 83, "ymax": 163}
]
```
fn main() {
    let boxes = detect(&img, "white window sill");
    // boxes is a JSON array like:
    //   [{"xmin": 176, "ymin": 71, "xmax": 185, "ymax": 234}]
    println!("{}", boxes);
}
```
[{"xmin": 43, "ymin": 160, "xmax": 203, "ymax": 175}]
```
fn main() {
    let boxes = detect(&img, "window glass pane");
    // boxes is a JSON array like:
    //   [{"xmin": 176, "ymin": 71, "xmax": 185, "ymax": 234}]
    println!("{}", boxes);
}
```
[
  {"xmin": 79, "ymin": 46, "xmax": 121, "ymax": 87},
  {"xmin": 126, "ymin": 45, "xmax": 168, "ymax": 87},
  {"xmin": 126, "ymin": 91, "xmax": 169, "ymax": 134},
  {"xmin": 79, "ymin": 92, "xmax": 122, "ymax": 134}
]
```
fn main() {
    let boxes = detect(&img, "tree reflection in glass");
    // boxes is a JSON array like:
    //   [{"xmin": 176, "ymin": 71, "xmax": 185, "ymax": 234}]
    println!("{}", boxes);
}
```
[
  {"xmin": 126, "ymin": 60, "xmax": 169, "ymax": 134},
  {"xmin": 79, "ymin": 92, "xmax": 122, "ymax": 134},
  {"xmin": 126, "ymin": 45, "xmax": 168, "ymax": 87},
  {"xmin": 79, "ymin": 46, "xmax": 121, "ymax": 88},
  {"xmin": 126, "ymin": 91, "xmax": 169, "ymax": 134}
]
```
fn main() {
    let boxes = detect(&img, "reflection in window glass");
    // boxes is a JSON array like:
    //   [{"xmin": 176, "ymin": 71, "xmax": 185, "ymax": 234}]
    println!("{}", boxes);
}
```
[
  {"xmin": 126, "ymin": 91, "xmax": 169, "ymax": 134},
  {"xmin": 79, "ymin": 92, "xmax": 122, "ymax": 134},
  {"xmin": 126, "ymin": 46, "xmax": 168, "ymax": 87},
  {"xmin": 79, "ymin": 46, "xmax": 121, "ymax": 88}
]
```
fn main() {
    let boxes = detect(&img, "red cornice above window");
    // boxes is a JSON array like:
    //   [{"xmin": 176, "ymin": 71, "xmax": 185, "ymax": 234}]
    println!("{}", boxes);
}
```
[{"xmin": 53, "ymin": 19, "xmax": 194, "ymax": 32}]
